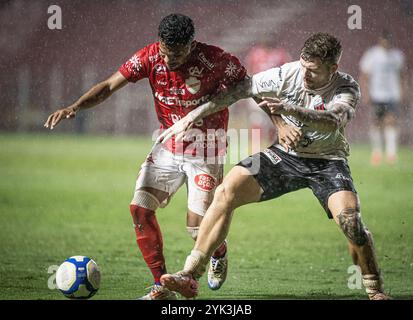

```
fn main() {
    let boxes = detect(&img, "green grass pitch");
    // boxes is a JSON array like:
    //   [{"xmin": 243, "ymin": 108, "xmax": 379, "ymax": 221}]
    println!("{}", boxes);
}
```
[{"xmin": 0, "ymin": 133, "xmax": 412, "ymax": 300}]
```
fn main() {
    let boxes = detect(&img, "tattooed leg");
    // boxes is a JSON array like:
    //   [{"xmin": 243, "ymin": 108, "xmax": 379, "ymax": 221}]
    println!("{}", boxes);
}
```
[
  {"xmin": 329, "ymin": 191, "xmax": 390, "ymax": 299},
  {"xmin": 337, "ymin": 208, "xmax": 368, "ymax": 246}
]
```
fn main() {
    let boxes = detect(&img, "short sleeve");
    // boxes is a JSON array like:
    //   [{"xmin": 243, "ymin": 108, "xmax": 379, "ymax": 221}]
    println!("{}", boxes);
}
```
[
  {"xmin": 251, "ymin": 67, "xmax": 283, "ymax": 97},
  {"xmin": 333, "ymin": 83, "xmax": 361, "ymax": 110},
  {"xmin": 118, "ymin": 46, "xmax": 150, "ymax": 83},
  {"xmin": 219, "ymin": 53, "xmax": 247, "ymax": 87}
]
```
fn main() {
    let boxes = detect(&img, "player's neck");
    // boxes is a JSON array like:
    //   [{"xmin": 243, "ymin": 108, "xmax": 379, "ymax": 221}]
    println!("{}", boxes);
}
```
[{"xmin": 307, "ymin": 72, "xmax": 338, "ymax": 92}]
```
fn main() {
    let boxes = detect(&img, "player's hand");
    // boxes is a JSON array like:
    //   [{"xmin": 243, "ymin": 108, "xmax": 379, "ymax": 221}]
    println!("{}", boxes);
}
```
[
  {"xmin": 277, "ymin": 122, "xmax": 302, "ymax": 151},
  {"xmin": 156, "ymin": 115, "xmax": 195, "ymax": 144},
  {"xmin": 44, "ymin": 106, "xmax": 78, "ymax": 130},
  {"xmin": 258, "ymin": 97, "xmax": 285, "ymax": 115}
]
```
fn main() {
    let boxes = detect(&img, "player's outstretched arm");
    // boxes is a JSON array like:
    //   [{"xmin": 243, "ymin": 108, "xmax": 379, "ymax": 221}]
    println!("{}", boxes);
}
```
[
  {"xmin": 259, "ymin": 97, "xmax": 355, "ymax": 133},
  {"xmin": 44, "ymin": 71, "xmax": 128, "ymax": 130},
  {"xmin": 157, "ymin": 77, "xmax": 254, "ymax": 143}
]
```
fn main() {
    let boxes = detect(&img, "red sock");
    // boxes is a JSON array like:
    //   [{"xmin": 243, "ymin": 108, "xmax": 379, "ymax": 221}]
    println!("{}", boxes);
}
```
[
  {"xmin": 212, "ymin": 240, "xmax": 227, "ymax": 258},
  {"xmin": 130, "ymin": 204, "xmax": 166, "ymax": 284}
]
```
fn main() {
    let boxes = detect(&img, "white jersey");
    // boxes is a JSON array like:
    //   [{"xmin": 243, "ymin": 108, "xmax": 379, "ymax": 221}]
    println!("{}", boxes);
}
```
[
  {"xmin": 251, "ymin": 61, "xmax": 360, "ymax": 160},
  {"xmin": 359, "ymin": 45, "xmax": 405, "ymax": 103}
]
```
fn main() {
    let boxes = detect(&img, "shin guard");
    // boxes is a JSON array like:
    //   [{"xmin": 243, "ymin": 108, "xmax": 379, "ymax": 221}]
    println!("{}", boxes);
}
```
[{"xmin": 130, "ymin": 204, "xmax": 166, "ymax": 283}]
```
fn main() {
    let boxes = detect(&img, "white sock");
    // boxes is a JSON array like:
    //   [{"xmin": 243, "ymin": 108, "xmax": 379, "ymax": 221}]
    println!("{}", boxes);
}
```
[
  {"xmin": 183, "ymin": 250, "xmax": 208, "ymax": 279},
  {"xmin": 370, "ymin": 127, "xmax": 383, "ymax": 155},
  {"xmin": 384, "ymin": 126, "xmax": 398, "ymax": 158},
  {"xmin": 362, "ymin": 274, "xmax": 384, "ymax": 295}
]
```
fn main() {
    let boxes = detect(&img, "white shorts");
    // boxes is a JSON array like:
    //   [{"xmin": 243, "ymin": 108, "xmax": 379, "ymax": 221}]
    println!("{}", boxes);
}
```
[{"xmin": 132, "ymin": 146, "xmax": 223, "ymax": 216}]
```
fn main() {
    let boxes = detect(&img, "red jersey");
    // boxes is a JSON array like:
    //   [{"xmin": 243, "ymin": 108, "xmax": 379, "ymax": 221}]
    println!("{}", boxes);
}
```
[{"xmin": 119, "ymin": 41, "xmax": 247, "ymax": 157}]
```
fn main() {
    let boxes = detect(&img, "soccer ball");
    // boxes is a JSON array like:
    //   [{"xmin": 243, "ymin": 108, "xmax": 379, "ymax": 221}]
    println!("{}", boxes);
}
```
[{"xmin": 56, "ymin": 256, "xmax": 101, "ymax": 299}]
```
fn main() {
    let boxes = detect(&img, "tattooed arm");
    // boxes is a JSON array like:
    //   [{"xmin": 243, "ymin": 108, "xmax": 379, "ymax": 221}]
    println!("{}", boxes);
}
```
[
  {"xmin": 185, "ymin": 76, "xmax": 253, "ymax": 122},
  {"xmin": 157, "ymin": 77, "xmax": 254, "ymax": 143},
  {"xmin": 282, "ymin": 102, "xmax": 355, "ymax": 132},
  {"xmin": 259, "ymin": 97, "xmax": 355, "ymax": 133}
]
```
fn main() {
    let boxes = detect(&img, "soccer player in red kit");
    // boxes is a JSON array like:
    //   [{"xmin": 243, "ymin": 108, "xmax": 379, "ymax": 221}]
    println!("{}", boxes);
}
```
[{"xmin": 44, "ymin": 14, "xmax": 247, "ymax": 299}]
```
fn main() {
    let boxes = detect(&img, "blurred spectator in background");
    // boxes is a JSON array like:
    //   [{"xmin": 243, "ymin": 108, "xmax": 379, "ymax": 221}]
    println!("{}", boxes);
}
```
[
  {"xmin": 359, "ymin": 30, "xmax": 410, "ymax": 165},
  {"xmin": 244, "ymin": 38, "xmax": 292, "ymax": 146}
]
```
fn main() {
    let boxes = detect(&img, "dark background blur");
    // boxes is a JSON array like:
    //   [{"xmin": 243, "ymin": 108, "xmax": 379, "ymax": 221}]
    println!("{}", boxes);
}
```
[{"xmin": 1, "ymin": 0, "xmax": 413, "ymax": 144}]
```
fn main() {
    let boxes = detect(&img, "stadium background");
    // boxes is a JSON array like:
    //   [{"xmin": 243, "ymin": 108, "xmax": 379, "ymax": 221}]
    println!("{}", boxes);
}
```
[
  {"xmin": 2, "ymin": 0, "xmax": 413, "ymax": 143},
  {"xmin": 1, "ymin": 0, "xmax": 413, "ymax": 300}
]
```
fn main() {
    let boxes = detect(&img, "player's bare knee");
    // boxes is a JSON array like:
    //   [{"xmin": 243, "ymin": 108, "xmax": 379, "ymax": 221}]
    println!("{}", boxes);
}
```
[
  {"xmin": 214, "ymin": 184, "xmax": 236, "ymax": 210},
  {"xmin": 337, "ymin": 207, "xmax": 368, "ymax": 246},
  {"xmin": 214, "ymin": 184, "xmax": 228, "ymax": 202}
]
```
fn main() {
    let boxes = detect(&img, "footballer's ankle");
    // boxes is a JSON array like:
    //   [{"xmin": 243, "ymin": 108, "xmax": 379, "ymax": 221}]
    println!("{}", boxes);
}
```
[
  {"xmin": 183, "ymin": 250, "xmax": 208, "ymax": 279},
  {"xmin": 212, "ymin": 240, "xmax": 227, "ymax": 258},
  {"xmin": 362, "ymin": 273, "xmax": 384, "ymax": 296}
]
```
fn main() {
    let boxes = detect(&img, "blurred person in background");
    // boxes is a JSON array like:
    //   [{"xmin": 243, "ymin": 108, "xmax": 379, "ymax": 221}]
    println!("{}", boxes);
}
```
[
  {"xmin": 44, "ymin": 13, "xmax": 248, "ymax": 300},
  {"xmin": 359, "ymin": 30, "xmax": 410, "ymax": 166},
  {"xmin": 244, "ymin": 38, "xmax": 292, "ymax": 146}
]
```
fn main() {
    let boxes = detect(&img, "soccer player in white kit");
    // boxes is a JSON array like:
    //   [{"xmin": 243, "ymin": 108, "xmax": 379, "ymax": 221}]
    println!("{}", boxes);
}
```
[
  {"xmin": 159, "ymin": 33, "xmax": 390, "ymax": 300},
  {"xmin": 359, "ymin": 30, "xmax": 410, "ymax": 165}
]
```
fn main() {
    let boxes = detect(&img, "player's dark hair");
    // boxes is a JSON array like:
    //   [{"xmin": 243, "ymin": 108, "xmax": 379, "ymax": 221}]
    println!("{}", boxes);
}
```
[
  {"xmin": 158, "ymin": 13, "xmax": 195, "ymax": 47},
  {"xmin": 301, "ymin": 33, "xmax": 342, "ymax": 65}
]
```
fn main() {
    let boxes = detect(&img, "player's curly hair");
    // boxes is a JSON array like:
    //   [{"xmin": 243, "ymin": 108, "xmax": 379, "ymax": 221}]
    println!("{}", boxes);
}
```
[
  {"xmin": 301, "ymin": 33, "xmax": 342, "ymax": 65},
  {"xmin": 158, "ymin": 13, "xmax": 195, "ymax": 47}
]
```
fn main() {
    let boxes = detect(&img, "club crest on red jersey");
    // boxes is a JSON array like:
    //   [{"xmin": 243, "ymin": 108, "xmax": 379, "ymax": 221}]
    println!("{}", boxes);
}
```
[{"xmin": 186, "ymin": 76, "xmax": 201, "ymax": 94}]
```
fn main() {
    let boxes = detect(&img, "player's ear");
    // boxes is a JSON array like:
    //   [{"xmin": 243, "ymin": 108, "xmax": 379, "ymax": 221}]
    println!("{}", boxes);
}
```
[{"xmin": 329, "ymin": 63, "xmax": 338, "ymax": 74}]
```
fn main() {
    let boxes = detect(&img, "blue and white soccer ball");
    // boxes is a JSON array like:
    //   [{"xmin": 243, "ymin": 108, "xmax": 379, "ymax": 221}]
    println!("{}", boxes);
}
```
[{"xmin": 56, "ymin": 256, "xmax": 101, "ymax": 299}]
